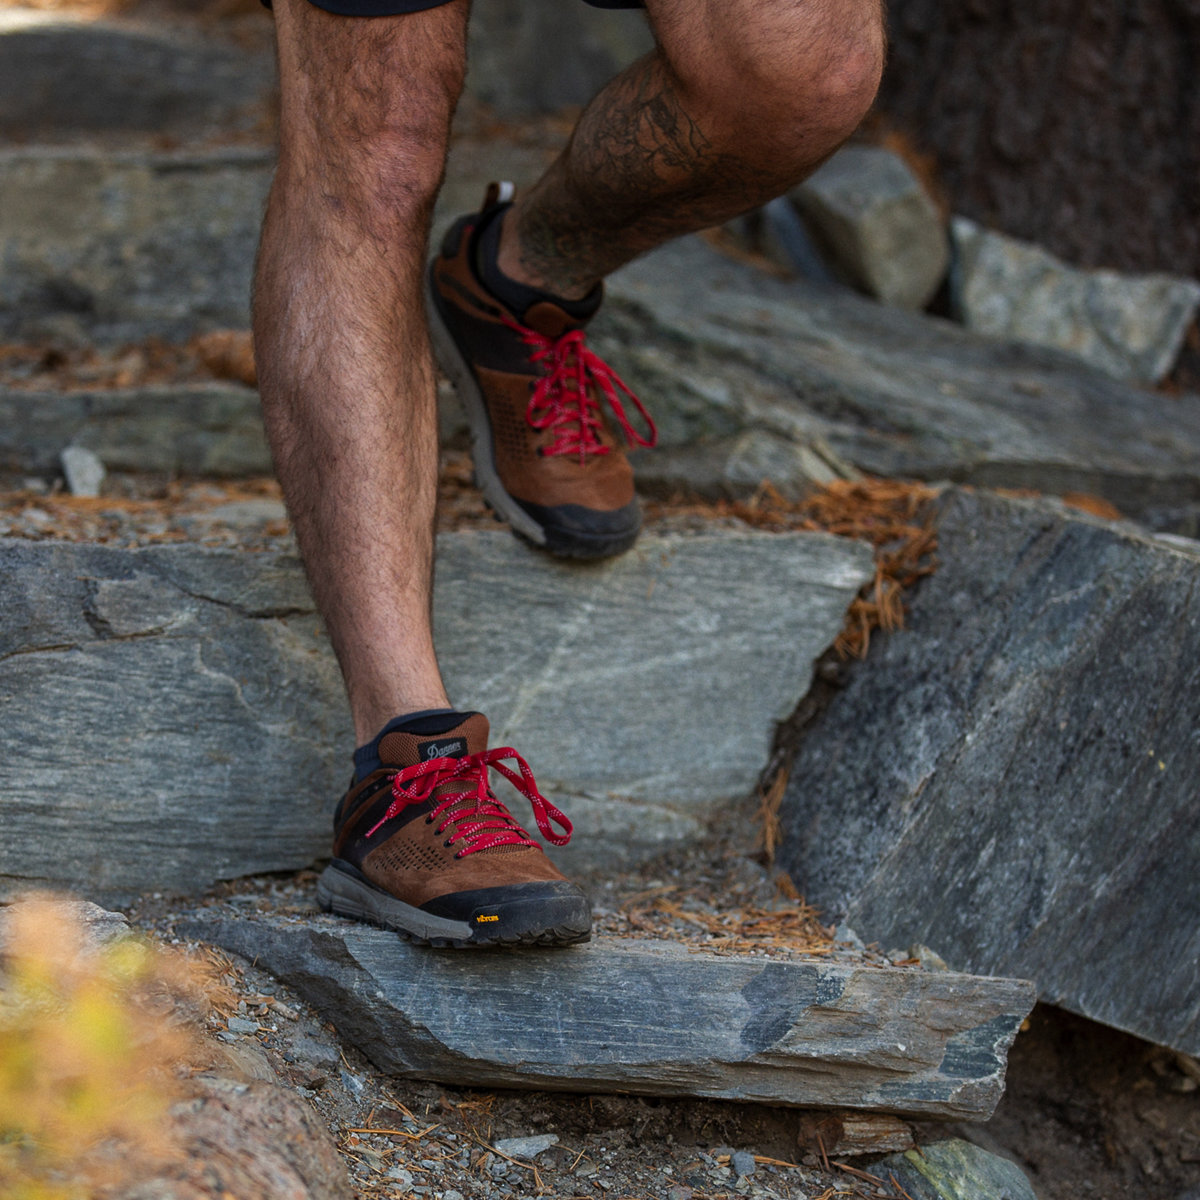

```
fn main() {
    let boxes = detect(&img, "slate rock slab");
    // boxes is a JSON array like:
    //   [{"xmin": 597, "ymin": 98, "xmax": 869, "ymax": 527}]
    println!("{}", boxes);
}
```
[
  {"xmin": 777, "ymin": 488, "xmax": 1200, "ymax": 1055},
  {"xmin": 424, "ymin": 530, "xmax": 872, "ymax": 871},
  {"xmin": 0, "ymin": 384, "xmax": 268, "ymax": 477},
  {"xmin": 187, "ymin": 912, "xmax": 1035, "ymax": 1120},
  {"xmin": 0, "ymin": 529, "xmax": 870, "ymax": 902},
  {"xmin": 0, "ymin": 148, "xmax": 274, "ymax": 343},
  {"xmin": 0, "ymin": 12, "xmax": 275, "ymax": 145},
  {"xmin": 596, "ymin": 238, "xmax": 1200, "ymax": 529}
]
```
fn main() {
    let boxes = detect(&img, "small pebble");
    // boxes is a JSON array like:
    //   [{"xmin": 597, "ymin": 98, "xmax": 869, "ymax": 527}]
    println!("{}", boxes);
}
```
[
  {"xmin": 731, "ymin": 1150, "xmax": 757, "ymax": 1178},
  {"xmin": 61, "ymin": 445, "xmax": 106, "ymax": 497},
  {"xmin": 442, "ymin": 1192, "xmax": 465, "ymax": 1200},
  {"xmin": 387, "ymin": 1168, "xmax": 413, "ymax": 1187},
  {"xmin": 339, "ymin": 1068, "xmax": 365, "ymax": 1096},
  {"xmin": 226, "ymin": 1016, "xmax": 258, "ymax": 1035}
]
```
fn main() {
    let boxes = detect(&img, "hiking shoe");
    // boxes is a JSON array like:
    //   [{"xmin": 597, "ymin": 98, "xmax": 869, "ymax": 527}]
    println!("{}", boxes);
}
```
[
  {"xmin": 428, "ymin": 182, "xmax": 657, "ymax": 559},
  {"xmin": 316, "ymin": 711, "xmax": 591, "ymax": 948}
]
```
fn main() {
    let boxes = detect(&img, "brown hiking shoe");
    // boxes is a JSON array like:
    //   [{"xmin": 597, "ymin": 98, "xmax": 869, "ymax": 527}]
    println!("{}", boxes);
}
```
[
  {"xmin": 316, "ymin": 711, "xmax": 591, "ymax": 948},
  {"xmin": 428, "ymin": 182, "xmax": 656, "ymax": 559}
]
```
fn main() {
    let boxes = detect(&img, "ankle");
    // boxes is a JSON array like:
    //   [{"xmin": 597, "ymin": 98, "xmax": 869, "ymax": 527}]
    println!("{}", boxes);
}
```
[
  {"xmin": 491, "ymin": 205, "xmax": 601, "ymax": 306},
  {"xmin": 353, "ymin": 707, "xmax": 465, "ymax": 780}
]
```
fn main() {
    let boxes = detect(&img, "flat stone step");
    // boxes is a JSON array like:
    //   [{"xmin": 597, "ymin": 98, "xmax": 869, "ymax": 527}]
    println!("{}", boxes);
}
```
[
  {"xmin": 777, "ymin": 487, "xmax": 1200, "ymax": 1055},
  {"xmin": 600, "ymin": 239, "xmax": 1200, "ymax": 533},
  {"xmin": 0, "ymin": 10, "xmax": 275, "ymax": 145},
  {"xmin": 186, "ymin": 911, "xmax": 1035, "ymax": 1121},
  {"xmin": 0, "ymin": 141, "xmax": 554, "ymax": 343},
  {"xmin": 0, "ymin": 528, "xmax": 871, "ymax": 904},
  {"xmin": 0, "ymin": 383, "xmax": 269, "ymax": 477}
]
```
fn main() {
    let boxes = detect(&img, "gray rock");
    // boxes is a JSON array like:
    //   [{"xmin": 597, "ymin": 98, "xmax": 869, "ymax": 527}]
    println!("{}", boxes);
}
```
[
  {"xmin": 0, "ymin": 385, "xmax": 270, "ymax": 479},
  {"xmin": 493, "ymin": 1135, "xmax": 559, "ymax": 1160},
  {"xmin": 0, "ymin": 11, "xmax": 275, "ymax": 144},
  {"xmin": 0, "ymin": 538, "xmax": 349, "ymax": 905},
  {"xmin": 0, "ymin": 528, "xmax": 869, "ymax": 901},
  {"xmin": 778, "ymin": 488, "xmax": 1200, "ymax": 1055},
  {"xmin": 951, "ymin": 216, "xmax": 1200, "ymax": 384},
  {"xmin": 211, "ymin": 1040, "xmax": 278, "ymax": 1085},
  {"xmin": 874, "ymin": 1139, "xmax": 1037, "ymax": 1200},
  {"xmin": 432, "ymin": 530, "xmax": 872, "ymax": 873},
  {"xmin": 60, "ymin": 444, "xmax": 106, "ymax": 496},
  {"xmin": 465, "ymin": 0, "xmax": 652, "ymax": 113},
  {"xmin": 790, "ymin": 145, "xmax": 949, "ymax": 309},
  {"xmin": 0, "ymin": 148, "xmax": 274, "ymax": 341},
  {"xmin": 185, "ymin": 912, "xmax": 1034, "ymax": 1119},
  {"xmin": 594, "ymin": 238, "xmax": 1200, "ymax": 529},
  {"xmin": 730, "ymin": 1151, "xmax": 757, "ymax": 1178},
  {"xmin": 226, "ymin": 1016, "xmax": 259, "ymax": 1036}
]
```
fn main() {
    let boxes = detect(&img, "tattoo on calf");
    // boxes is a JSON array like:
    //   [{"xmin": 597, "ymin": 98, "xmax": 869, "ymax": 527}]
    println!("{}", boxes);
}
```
[{"xmin": 513, "ymin": 58, "xmax": 757, "ymax": 296}]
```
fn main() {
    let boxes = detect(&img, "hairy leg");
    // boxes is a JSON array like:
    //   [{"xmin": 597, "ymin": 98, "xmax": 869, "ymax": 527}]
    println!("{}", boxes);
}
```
[
  {"xmin": 499, "ymin": 0, "xmax": 886, "ymax": 298},
  {"xmin": 254, "ymin": 0, "xmax": 468, "ymax": 741}
]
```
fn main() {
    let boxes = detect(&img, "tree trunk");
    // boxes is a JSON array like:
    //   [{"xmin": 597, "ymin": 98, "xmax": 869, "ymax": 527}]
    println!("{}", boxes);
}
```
[{"xmin": 875, "ymin": 0, "xmax": 1200, "ymax": 278}]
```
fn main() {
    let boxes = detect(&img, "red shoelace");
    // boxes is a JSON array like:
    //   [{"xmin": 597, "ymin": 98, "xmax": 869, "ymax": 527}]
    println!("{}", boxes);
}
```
[
  {"xmin": 365, "ymin": 748, "xmax": 573, "ymax": 856},
  {"xmin": 503, "ymin": 315, "xmax": 658, "ymax": 462}
]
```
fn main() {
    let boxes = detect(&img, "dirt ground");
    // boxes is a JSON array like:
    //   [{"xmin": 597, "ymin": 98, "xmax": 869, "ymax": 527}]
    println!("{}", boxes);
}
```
[{"xmin": 955, "ymin": 1004, "xmax": 1200, "ymax": 1200}]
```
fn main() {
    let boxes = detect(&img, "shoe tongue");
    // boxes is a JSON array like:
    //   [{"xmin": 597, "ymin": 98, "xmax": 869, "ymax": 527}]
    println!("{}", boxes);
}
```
[
  {"xmin": 377, "ymin": 712, "xmax": 490, "ymax": 768},
  {"xmin": 521, "ymin": 300, "xmax": 584, "ymax": 340}
]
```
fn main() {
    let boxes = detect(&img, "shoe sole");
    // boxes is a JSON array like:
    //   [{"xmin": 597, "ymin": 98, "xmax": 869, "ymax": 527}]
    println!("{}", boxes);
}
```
[
  {"xmin": 316, "ymin": 863, "xmax": 592, "ymax": 949},
  {"xmin": 427, "ymin": 275, "xmax": 640, "ymax": 561}
]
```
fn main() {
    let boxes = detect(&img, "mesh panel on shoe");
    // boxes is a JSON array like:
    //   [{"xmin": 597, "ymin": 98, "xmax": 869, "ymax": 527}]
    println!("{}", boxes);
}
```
[
  {"xmin": 492, "ymin": 395, "xmax": 532, "ymax": 462},
  {"xmin": 371, "ymin": 841, "xmax": 450, "ymax": 874}
]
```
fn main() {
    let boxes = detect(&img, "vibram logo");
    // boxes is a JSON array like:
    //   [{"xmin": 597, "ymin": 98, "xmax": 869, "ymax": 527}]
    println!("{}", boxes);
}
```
[{"xmin": 475, "ymin": 914, "xmax": 500, "ymax": 924}]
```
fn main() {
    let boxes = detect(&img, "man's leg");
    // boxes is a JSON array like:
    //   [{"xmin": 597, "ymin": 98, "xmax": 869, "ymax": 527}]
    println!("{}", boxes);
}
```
[
  {"xmin": 254, "ymin": 0, "xmax": 466, "ymax": 744},
  {"xmin": 428, "ymin": 0, "xmax": 883, "ymax": 560},
  {"xmin": 255, "ymin": 0, "xmax": 591, "ymax": 948},
  {"xmin": 499, "ymin": 0, "xmax": 886, "ymax": 298}
]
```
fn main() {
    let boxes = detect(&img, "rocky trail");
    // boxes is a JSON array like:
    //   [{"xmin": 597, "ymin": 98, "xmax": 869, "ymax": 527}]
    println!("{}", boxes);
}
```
[{"xmin": 2, "ymin": 3, "xmax": 1199, "ymax": 1200}]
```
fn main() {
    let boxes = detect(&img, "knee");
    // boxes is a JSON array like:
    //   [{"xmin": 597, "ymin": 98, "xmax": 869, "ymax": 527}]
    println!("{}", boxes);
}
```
[
  {"xmin": 665, "ymin": 0, "xmax": 885, "ymax": 173},
  {"xmin": 275, "ymin": 28, "xmax": 466, "ymax": 236}
]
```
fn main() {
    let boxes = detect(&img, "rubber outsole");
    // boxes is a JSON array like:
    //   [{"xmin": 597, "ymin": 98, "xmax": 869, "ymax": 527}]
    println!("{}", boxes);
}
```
[
  {"xmin": 427, "ymin": 273, "xmax": 640, "ymax": 561},
  {"xmin": 316, "ymin": 863, "xmax": 592, "ymax": 949}
]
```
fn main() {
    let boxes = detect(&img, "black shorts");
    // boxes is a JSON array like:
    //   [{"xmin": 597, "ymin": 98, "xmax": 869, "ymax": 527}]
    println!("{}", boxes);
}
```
[{"xmin": 267, "ymin": 0, "xmax": 642, "ymax": 13}]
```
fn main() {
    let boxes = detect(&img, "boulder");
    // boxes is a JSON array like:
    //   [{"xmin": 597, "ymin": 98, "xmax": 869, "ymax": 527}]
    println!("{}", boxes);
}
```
[
  {"xmin": 777, "ymin": 487, "xmax": 1200, "ymax": 1055},
  {"xmin": 790, "ymin": 145, "xmax": 949, "ymax": 309},
  {"xmin": 186, "ymin": 912, "xmax": 1035, "ymax": 1120},
  {"xmin": 951, "ymin": 216, "xmax": 1200, "ymax": 384},
  {"xmin": 873, "ymin": 1139, "xmax": 1037, "ymax": 1200},
  {"xmin": 593, "ymin": 237, "xmax": 1200, "ymax": 531},
  {"xmin": 0, "ymin": 528, "xmax": 870, "ymax": 903}
]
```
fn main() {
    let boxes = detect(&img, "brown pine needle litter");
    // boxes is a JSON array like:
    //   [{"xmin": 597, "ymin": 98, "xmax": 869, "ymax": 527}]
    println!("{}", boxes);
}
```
[{"xmin": 597, "ymin": 880, "xmax": 839, "ymax": 960}]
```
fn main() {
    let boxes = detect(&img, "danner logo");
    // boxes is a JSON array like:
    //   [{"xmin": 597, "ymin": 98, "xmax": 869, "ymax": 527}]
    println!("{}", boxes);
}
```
[{"xmin": 422, "ymin": 738, "xmax": 467, "ymax": 761}]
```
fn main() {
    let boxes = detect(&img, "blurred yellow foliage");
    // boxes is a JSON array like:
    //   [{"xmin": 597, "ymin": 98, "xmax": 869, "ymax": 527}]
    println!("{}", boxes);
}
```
[{"xmin": 0, "ymin": 897, "xmax": 199, "ymax": 1200}]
